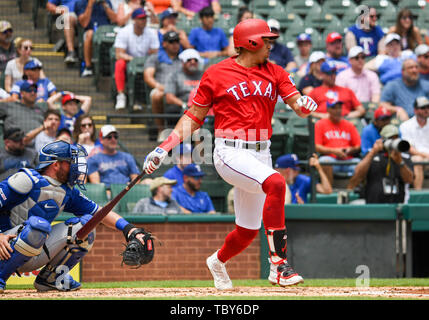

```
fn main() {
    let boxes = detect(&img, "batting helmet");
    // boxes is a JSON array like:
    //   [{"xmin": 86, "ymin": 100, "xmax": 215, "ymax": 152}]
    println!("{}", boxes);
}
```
[{"xmin": 233, "ymin": 19, "xmax": 278, "ymax": 52}]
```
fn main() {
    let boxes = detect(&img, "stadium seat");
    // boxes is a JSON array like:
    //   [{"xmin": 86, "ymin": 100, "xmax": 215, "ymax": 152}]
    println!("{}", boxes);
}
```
[
  {"xmin": 81, "ymin": 183, "xmax": 109, "ymax": 207},
  {"xmin": 110, "ymin": 183, "xmax": 151, "ymax": 213},
  {"xmin": 321, "ymin": 0, "xmax": 358, "ymax": 18},
  {"xmin": 268, "ymin": 12, "xmax": 305, "ymax": 34},
  {"xmin": 200, "ymin": 180, "xmax": 232, "ymax": 213},
  {"xmin": 32, "ymin": 0, "xmax": 47, "ymax": 28},
  {"xmin": 284, "ymin": 114, "xmax": 314, "ymax": 160},
  {"xmin": 126, "ymin": 57, "xmax": 150, "ymax": 110},
  {"xmin": 92, "ymin": 25, "xmax": 118, "ymax": 85},
  {"xmin": 284, "ymin": 0, "xmax": 321, "ymax": 18},
  {"xmin": 359, "ymin": 0, "xmax": 396, "ymax": 14},
  {"xmin": 251, "ymin": 0, "xmax": 286, "ymax": 18},
  {"xmin": 322, "ymin": 15, "xmax": 345, "ymax": 34},
  {"xmin": 397, "ymin": 0, "xmax": 427, "ymax": 12},
  {"xmin": 416, "ymin": 5, "xmax": 429, "ymax": 31},
  {"xmin": 219, "ymin": 0, "xmax": 246, "ymax": 15},
  {"xmin": 304, "ymin": 8, "xmax": 341, "ymax": 34}
]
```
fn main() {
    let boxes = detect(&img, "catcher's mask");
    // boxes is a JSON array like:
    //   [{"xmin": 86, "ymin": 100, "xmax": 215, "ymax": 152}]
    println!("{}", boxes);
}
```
[{"xmin": 36, "ymin": 140, "xmax": 88, "ymax": 190}]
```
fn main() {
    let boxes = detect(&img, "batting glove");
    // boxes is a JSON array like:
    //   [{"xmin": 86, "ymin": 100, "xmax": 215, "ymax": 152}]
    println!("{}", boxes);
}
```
[
  {"xmin": 296, "ymin": 96, "xmax": 318, "ymax": 114},
  {"xmin": 143, "ymin": 147, "xmax": 168, "ymax": 174}
]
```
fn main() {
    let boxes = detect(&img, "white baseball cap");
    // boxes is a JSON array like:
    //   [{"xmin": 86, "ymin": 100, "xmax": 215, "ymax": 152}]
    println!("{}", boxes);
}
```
[
  {"xmin": 99, "ymin": 125, "xmax": 118, "ymax": 138},
  {"xmin": 385, "ymin": 33, "xmax": 401, "ymax": 45},
  {"xmin": 415, "ymin": 44, "xmax": 429, "ymax": 56},
  {"xmin": 348, "ymin": 46, "xmax": 364, "ymax": 59},
  {"xmin": 267, "ymin": 19, "xmax": 280, "ymax": 31},
  {"xmin": 178, "ymin": 48, "xmax": 203, "ymax": 64},
  {"xmin": 309, "ymin": 51, "xmax": 326, "ymax": 64}
]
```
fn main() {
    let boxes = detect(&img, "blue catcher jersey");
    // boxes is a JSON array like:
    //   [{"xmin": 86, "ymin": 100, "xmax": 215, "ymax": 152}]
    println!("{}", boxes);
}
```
[{"xmin": 0, "ymin": 168, "xmax": 98, "ymax": 232}]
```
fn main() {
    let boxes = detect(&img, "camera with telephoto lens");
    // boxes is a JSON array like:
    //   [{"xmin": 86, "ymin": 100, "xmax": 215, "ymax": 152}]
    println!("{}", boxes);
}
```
[{"xmin": 383, "ymin": 138, "xmax": 410, "ymax": 152}]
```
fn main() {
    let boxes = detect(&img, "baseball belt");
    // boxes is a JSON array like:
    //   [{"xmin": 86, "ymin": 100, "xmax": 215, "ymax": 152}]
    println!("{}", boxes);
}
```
[{"xmin": 223, "ymin": 140, "xmax": 268, "ymax": 152}]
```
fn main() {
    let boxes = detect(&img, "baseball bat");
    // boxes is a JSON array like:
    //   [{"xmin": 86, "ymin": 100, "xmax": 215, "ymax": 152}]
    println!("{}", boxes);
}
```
[{"xmin": 76, "ymin": 158, "xmax": 159, "ymax": 240}]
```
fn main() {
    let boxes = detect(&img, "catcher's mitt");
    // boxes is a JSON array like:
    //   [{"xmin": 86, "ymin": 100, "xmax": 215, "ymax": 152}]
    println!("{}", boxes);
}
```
[{"xmin": 120, "ymin": 228, "xmax": 155, "ymax": 268}]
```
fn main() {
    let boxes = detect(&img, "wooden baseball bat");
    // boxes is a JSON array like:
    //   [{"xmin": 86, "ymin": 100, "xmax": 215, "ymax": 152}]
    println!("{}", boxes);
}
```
[{"xmin": 76, "ymin": 157, "xmax": 159, "ymax": 240}]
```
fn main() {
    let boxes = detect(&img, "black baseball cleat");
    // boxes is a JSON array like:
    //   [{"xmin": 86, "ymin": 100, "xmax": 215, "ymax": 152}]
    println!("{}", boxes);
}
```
[{"xmin": 268, "ymin": 260, "xmax": 304, "ymax": 287}]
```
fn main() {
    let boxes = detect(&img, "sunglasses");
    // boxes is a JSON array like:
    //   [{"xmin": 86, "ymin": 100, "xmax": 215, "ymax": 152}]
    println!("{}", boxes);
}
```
[
  {"xmin": 22, "ymin": 46, "xmax": 33, "ymax": 51},
  {"xmin": 186, "ymin": 58, "xmax": 198, "ymax": 63},
  {"xmin": 401, "ymin": 16, "xmax": 412, "ymax": 20},
  {"xmin": 2, "ymin": 29, "xmax": 12, "ymax": 34},
  {"xmin": 369, "ymin": 14, "xmax": 378, "ymax": 19},
  {"xmin": 81, "ymin": 123, "xmax": 93, "ymax": 128},
  {"xmin": 422, "ymin": 54, "xmax": 429, "ymax": 59},
  {"xmin": 418, "ymin": 106, "xmax": 429, "ymax": 110},
  {"xmin": 167, "ymin": 39, "xmax": 180, "ymax": 44},
  {"xmin": 353, "ymin": 55, "xmax": 366, "ymax": 61},
  {"xmin": 24, "ymin": 88, "xmax": 37, "ymax": 93},
  {"xmin": 105, "ymin": 133, "xmax": 119, "ymax": 140}
]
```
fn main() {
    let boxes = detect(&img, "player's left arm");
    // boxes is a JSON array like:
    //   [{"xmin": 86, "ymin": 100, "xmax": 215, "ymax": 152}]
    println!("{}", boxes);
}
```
[{"xmin": 285, "ymin": 93, "xmax": 318, "ymax": 118}]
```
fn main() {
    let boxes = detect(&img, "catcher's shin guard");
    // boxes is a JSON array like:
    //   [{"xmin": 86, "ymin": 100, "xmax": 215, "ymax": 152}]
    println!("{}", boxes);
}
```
[
  {"xmin": 0, "ymin": 216, "xmax": 51, "ymax": 291},
  {"xmin": 34, "ymin": 215, "xmax": 95, "ymax": 292},
  {"xmin": 266, "ymin": 228, "xmax": 303, "ymax": 286}
]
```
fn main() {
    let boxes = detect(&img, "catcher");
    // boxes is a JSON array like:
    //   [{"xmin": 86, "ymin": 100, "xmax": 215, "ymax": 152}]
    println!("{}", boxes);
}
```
[{"xmin": 0, "ymin": 140, "xmax": 154, "ymax": 292}]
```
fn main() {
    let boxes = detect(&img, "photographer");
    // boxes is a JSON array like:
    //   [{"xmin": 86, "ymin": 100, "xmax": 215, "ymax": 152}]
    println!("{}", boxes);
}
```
[{"xmin": 347, "ymin": 124, "xmax": 414, "ymax": 203}]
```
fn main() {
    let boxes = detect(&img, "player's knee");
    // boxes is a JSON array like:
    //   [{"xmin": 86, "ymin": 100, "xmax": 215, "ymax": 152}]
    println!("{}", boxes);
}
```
[
  {"xmin": 15, "ymin": 216, "xmax": 51, "ymax": 257},
  {"xmin": 236, "ymin": 225, "xmax": 259, "ymax": 243},
  {"xmin": 262, "ymin": 173, "xmax": 286, "ymax": 195}
]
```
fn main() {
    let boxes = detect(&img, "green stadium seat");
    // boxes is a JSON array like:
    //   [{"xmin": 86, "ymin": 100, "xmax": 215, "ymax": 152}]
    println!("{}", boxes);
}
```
[
  {"xmin": 32, "ymin": 0, "xmax": 48, "ymax": 28},
  {"xmin": 284, "ymin": 1, "xmax": 321, "ymax": 17},
  {"xmin": 110, "ymin": 183, "xmax": 151, "ymax": 214},
  {"xmin": 267, "ymin": 12, "xmax": 305, "ymax": 33},
  {"xmin": 251, "ymin": 0, "xmax": 286, "ymax": 17},
  {"xmin": 321, "ymin": 0, "xmax": 358, "ymax": 17},
  {"xmin": 200, "ymin": 179, "xmax": 232, "ymax": 213},
  {"xmin": 218, "ymin": 0, "xmax": 246, "ymax": 15},
  {"xmin": 92, "ymin": 25, "xmax": 118, "ymax": 85},
  {"xmin": 416, "ymin": 6, "xmax": 429, "ymax": 31},
  {"xmin": 284, "ymin": 114, "xmax": 314, "ymax": 160},
  {"xmin": 397, "ymin": 0, "xmax": 427, "ymax": 12},
  {"xmin": 81, "ymin": 183, "xmax": 109, "ymax": 207},
  {"xmin": 126, "ymin": 57, "xmax": 150, "ymax": 110},
  {"xmin": 304, "ymin": 8, "xmax": 342, "ymax": 34}
]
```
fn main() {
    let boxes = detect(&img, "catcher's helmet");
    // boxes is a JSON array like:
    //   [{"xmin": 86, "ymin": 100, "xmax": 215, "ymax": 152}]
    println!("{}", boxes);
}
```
[
  {"xmin": 36, "ymin": 140, "xmax": 88, "ymax": 189},
  {"xmin": 233, "ymin": 18, "xmax": 279, "ymax": 52}
]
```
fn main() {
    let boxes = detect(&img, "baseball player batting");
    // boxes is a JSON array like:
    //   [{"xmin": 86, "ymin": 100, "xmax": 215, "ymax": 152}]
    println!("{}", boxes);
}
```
[{"xmin": 143, "ymin": 18, "xmax": 318, "ymax": 289}]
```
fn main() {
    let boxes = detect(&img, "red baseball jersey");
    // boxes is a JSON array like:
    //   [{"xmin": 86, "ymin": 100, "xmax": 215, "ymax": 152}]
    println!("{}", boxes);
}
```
[
  {"xmin": 192, "ymin": 57, "xmax": 299, "ymax": 141},
  {"xmin": 308, "ymin": 85, "xmax": 361, "ymax": 116},
  {"xmin": 314, "ymin": 118, "xmax": 361, "ymax": 159}
]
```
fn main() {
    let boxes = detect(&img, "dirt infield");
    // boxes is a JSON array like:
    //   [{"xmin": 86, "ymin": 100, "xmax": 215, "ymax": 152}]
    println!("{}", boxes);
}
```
[{"xmin": 2, "ymin": 286, "xmax": 429, "ymax": 299}]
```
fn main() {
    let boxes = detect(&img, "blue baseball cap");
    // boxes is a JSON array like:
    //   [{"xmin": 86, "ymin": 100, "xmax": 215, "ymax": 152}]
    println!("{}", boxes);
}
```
[
  {"xmin": 275, "ymin": 154, "xmax": 300, "ymax": 170},
  {"xmin": 160, "ymin": 8, "xmax": 178, "ymax": 21},
  {"xmin": 24, "ymin": 60, "xmax": 43, "ymax": 70},
  {"xmin": 320, "ymin": 61, "xmax": 336, "ymax": 74},
  {"xmin": 296, "ymin": 33, "xmax": 311, "ymax": 42},
  {"xmin": 20, "ymin": 80, "xmax": 37, "ymax": 92},
  {"xmin": 327, "ymin": 100, "xmax": 343, "ymax": 108},
  {"xmin": 132, "ymin": 8, "xmax": 147, "ymax": 19},
  {"xmin": 173, "ymin": 142, "xmax": 192, "ymax": 155},
  {"xmin": 183, "ymin": 164, "xmax": 205, "ymax": 177}
]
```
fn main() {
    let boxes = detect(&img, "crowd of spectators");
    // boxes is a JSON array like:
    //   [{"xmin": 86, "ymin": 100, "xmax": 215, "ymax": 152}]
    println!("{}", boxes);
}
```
[{"xmin": 1, "ymin": 1, "xmax": 429, "ymax": 212}]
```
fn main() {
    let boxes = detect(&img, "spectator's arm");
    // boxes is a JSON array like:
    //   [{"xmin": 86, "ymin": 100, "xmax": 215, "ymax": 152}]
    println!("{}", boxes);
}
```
[
  {"xmin": 171, "ymin": 0, "xmax": 195, "ymax": 19},
  {"xmin": 178, "ymin": 30, "xmax": 192, "ymax": 49},
  {"xmin": 116, "ymin": 3, "xmax": 131, "ymax": 26},
  {"xmin": 4, "ymin": 74, "xmax": 12, "ymax": 93},
  {"xmin": 46, "ymin": 91, "xmax": 62, "ymax": 110},
  {"xmin": 211, "ymin": 0, "xmax": 221, "ymax": 15},
  {"xmin": 144, "ymin": 1, "xmax": 159, "ymax": 25},
  {"xmin": 101, "ymin": 1, "xmax": 117, "ymax": 24},
  {"xmin": 346, "ymin": 104, "xmax": 366, "ymax": 119},
  {"xmin": 285, "ymin": 61, "xmax": 298, "ymax": 73},
  {"xmin": 345, "ymin": 31, "xmax": 357, "ymax": 52},
  {"xmin": 78, "ymin": 0, "xmax": 95, "ymax": 28},
  {"xmin": 346, "ymin": 139, "xmax": 382, "ymax": 189},
  {"xmin": 310, "ymin": 154, "xmax": 332, "ymax": 194},
  {"xmin": 148, "ymin": 48, "xmax": 158, "ymax": 55},
  {"xmin": 143, "ymin": 67, "xmax": 163, "ymax": 90},
  {"xmin": 9, "ymin": 93, "xmax": 20, "ymax": 102},
  {"xmin": 115, "ymin": 47, "xmax": 133, "ymax": 62},
  {"xmin": 165, "ymin": 92, "xmax": 185, "ymax": 107},
  {"xmin": 23, "ymin": 124, "xmax": 44, "ymax": 146},
  {"xmin": 315, "ymin": 144, "xmax": 347, "ymax": 159},
  {"xmin": 88, "ymin": 171, "xmax": 101, "ymax": 183},
  {"xmin": 46, "ymin": 1, "xmax": 67, "ymax": 15},
  {"xmin": 76, "ymin": 95, "xmax": 92, "ymax": 114}
]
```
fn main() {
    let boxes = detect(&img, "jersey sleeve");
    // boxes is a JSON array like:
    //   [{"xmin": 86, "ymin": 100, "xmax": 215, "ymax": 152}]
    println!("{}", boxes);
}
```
[
  {"xmin": 63, "ymin": 188, "xmax": 99, "ymax": 217},
  {"xmin": 192, "ymin": 68, "xmax": 214, "ymax": 108},
  {"xmin": 275, "ymin": 66, "xmax": 299, "ymax": 101},
  {"xmin": 348, "ymin": 88, "xmax": 361, "ymax": 109}
]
